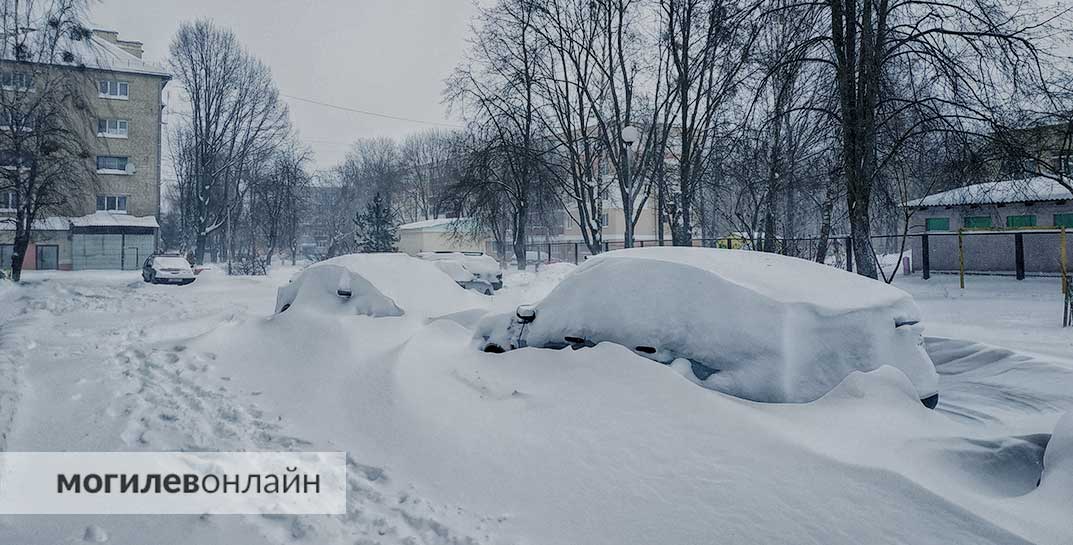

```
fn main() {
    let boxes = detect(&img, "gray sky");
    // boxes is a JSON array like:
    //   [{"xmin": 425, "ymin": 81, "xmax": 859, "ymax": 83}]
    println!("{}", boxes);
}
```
[{"xmin": 89, "ymin": 0, "xmax": 475, "ymax": 170}]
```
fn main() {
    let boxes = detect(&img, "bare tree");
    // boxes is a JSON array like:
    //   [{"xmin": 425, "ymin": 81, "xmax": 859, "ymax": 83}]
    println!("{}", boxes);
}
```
[
  {"xmin": 0, "ymin": 0, "xmax": 95, "ymax": 282},
  {"xmin": 446, "ymin": 0, "xmax": 545, "ymax": 269},
  {"xmin": 659, "ymin": 0, "xmax": 757, "ymax": 246},
  {"xmin": 789, "ymin": 0, "xmax": 1065, "ymax": 277},
  {"xmin": 168, "ymin": 19, "xmax": 289, "ymax": 266}
]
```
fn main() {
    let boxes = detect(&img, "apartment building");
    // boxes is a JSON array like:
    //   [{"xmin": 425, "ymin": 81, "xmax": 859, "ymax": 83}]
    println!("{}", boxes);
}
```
[{"xmin": 0, "ymin": 28, "xmax": 170, "ymax": 271}]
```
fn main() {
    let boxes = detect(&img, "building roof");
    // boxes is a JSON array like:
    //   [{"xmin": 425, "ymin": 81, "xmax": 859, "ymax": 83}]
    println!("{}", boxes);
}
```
[
  {"xmin": 1, "ymin": 28, "xmax": 170, "ymax": 78},
  {"xmin": 70, "ymin": 212, "xmax": 159, "ymax": 228},
  {"xmin": 0, "ymin": 216, "xmax": 70, "ymax": 231},
  {"xmin": 906, "ymin": 176, "xmax": 1073, "ymax": 207},
  {"xmin": 398, "ymin": 218, "xmax": 469, "ymax": 232},
  {"xmin": 0, "ymin": 212, "xmax": 159, "ymax": 231}
]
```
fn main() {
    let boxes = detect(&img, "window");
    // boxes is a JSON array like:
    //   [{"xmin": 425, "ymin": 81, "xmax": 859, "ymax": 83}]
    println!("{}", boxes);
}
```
[
  {"xmin": 0, "ymin": 244, "xmax": 13, "ymax": 268},
  {"xmin": 600, "ymin": 213, "xmax": 609, "ymax": 227},
  {"xmin": 0, "ymin": 111, "xmax": 29, "ymax": 130},
  {"xmin": 1, "ymin": 190, "xmax": 15, "ymax": 210},
  {"xmin": 96, "ymin": 155, "xmax": 128, "ymax": 172},
  {"xmin": 963, "ymin": 216, "xmax": 992, "ymax": 229},
  {"xmin": 1053, "ymin": 155, "xmax": 1073, "ymax": 175},
  {"xmin": 1, "ymin": 71, "xmax": 33, "ymax": 90},
  {"xmin": 97, "ymin": 118, "xmax": 128, "ymax": 137},
  {"xmin": 1055, "ymin": 213, "xmax": 1073, "ymax": 228},
  {"xmin": 925, "ymin": 218, "xmax": 950, "ymax": 231},
  {"xmin": 1006, "ymin": 215, "xmax": 1037, "ymax": 228},
  {"xmin": 98, "ymin": 80, "xmax": 129, "ymax": 99},
  {"xmin": 96, "ymin": 195, "xmax": 127, "ymax": 213}
]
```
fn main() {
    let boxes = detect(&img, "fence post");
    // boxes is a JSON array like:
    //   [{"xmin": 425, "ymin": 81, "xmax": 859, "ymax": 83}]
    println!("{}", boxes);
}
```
[
  {"xmin": 547, "ymin": 243, "xmax": 552, "ymax": 264},
  {"xmin": 574, "ymin": 243, "xmax": 579, "ymax": 265},
  {"xmin": 1061, "ymin": 228, "xmax": 1067, "ymax": 296},
  {"xmin": 958, "ymin": 229, "xmax": 965, "ymax": 289},
  {"xmin": 922, "ymin": 234, "xmax": 930, "ymax": 280},
  {"xmin": 1015, "ymin": 232, "xmax": 1025, "ymax": 281},
  {"xmin": 845, "ymin": 237, "xmax": 854, "ymax": 272},
  {"xmin": 603, "ymin": 241, "xmax": 609, "ymax": 253}
]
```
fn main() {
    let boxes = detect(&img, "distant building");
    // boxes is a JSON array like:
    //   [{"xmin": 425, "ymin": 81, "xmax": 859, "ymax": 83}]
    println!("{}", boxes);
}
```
[
  {"xmin": 0, "ymin": 28, "xmax": 170, "ymax": 271},
  {"xmin": 904, "ymin": 177, "xmax": 1073, "ymax": 274},
  {"xmin": 397, "ymin": 218, "xmax": 484, "ymax": 256}
]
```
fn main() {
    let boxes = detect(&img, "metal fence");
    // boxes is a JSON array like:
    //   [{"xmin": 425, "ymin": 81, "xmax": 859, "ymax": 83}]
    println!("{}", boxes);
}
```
[{"xmin": 488, "ymin": 228, "xmax": 1071, "ymax": 282}]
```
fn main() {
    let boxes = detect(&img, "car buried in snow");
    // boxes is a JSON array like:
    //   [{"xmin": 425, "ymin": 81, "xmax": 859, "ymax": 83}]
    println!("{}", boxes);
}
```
[
  {"xmin": 418, "ymin": 251, "xmax": 504, "ymax": 290},
  {"xmin": 274, "ymin": 253, "xmax": 488, "ymax": 319},
  {"xmin": 473, "ymin": 247, "xmax": 941, "ymax": 408},
  {"xmin": 431, "ymin": 259, "xmax": 496, "ymax": 295}
]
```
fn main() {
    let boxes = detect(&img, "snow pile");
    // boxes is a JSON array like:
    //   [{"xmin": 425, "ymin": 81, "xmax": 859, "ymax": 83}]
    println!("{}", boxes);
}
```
[
  {"xmin": 1039, "ymin": 411, "xmax": 1073, "ymax": 499},
  {"xmin": 480, "ymin": 247, "xmax": 938, "ymax": 403}
]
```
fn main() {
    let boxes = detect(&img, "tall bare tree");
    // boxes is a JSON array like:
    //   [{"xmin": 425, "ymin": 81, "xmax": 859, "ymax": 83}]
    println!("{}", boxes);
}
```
[
  {"xmin": 168, "ymin": 19, "xmax": 289, "ymax": 265},
  {"xmin": 0, "ymin": 0, "xmax": 95, "ymax": 281}
]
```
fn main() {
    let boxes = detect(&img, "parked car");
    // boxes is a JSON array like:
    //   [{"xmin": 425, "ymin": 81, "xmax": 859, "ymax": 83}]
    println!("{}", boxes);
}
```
[
  {"xmin": 473, "ymin": 247, "xmax": 940, "ymax": 408},
  {"xmin": 432, "ymin": 260, "xmax": 495, "ymax": 295},
  {"xmin": 418, "ymin": 251, "xmax": 503, "ymax": 289},
  {"xmin": 142, "ymin": 254, "xmax": 196, "ymax": 285}
]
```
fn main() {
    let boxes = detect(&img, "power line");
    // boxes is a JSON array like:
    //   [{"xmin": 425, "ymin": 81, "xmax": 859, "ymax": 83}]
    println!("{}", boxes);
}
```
[{"xmin": 281, "ymin": 94, "xmax": 462, "ymax": 129}]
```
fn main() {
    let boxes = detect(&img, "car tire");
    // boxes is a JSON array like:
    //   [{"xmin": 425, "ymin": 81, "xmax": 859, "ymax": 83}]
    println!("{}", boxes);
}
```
[
  {"xmin": 922, "ymin": 393, "xmax": 939, "ymax": 409},
  {"xmin": 181, "ymin": 279, "xmax": 194, "ymax": 286}
]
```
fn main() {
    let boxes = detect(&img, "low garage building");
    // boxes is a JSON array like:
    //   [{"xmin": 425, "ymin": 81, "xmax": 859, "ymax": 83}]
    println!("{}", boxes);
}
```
[{"xmin": 1, "ymin": 212, "xmax": 158, "ymax": 272}]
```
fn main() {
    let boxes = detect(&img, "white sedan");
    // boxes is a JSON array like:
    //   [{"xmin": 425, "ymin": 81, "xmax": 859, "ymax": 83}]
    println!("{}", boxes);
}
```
[
  {"xmin": 142, "ymin": 255, "xmax": 196, "ymax": 285},
  {"xmin": 473, "ymin": 247, "xmax": 940, "ymax": 408}
]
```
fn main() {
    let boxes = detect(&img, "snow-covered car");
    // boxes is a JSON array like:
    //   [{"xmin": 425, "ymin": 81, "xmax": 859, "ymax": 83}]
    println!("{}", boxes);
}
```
[
  {"xmin": 419, "ymin": 251, "xmax": 503, "ymax": 289},
  {"xmin": 275, "ymin": 253, "xmax": 487, "ymax": 318},
  {"xmin": 432, "ymin": 260, "xmax": 495, "ymax": 295},
  {"xmin": 473, "ymin": 247, "xmax": 940, "ymax": 408},
  {"xmin": 142, "ymin": 255, "xmax": 196, "ymax": 285}
]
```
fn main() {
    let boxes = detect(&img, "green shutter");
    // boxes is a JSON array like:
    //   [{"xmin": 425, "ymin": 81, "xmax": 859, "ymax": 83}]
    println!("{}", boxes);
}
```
[
  {"xmin": 1055, "ymin": 213, "xmax": 1073, "ymax": 228},
  {"xmin": 1006, "ymin": 215, "xmax": 1037, "ymax": 228},
  {"xmin": 963, "ymin": 216, "xmax": 992, "ymax": 229},
  {"xmin": 925, "ymin": 218, "xmax": 950, "ymax": 231}
]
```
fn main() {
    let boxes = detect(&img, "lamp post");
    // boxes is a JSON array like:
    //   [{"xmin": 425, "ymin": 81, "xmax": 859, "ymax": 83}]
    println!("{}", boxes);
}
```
[{"xmin": 620, "ymin": 125, "xmax": 640, "ymax": 248}]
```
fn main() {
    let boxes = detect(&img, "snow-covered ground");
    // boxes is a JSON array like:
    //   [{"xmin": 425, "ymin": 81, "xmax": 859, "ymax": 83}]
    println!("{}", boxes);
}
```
[{"xmin": 0, "ymin": 262, "xmax": 1070, "ymax": 544}]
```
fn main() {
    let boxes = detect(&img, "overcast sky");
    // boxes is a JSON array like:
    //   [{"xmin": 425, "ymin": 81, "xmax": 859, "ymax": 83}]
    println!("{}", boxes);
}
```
[{"xmin": 89, "ymin": 0, "xmax": 475, "ymax": 170}]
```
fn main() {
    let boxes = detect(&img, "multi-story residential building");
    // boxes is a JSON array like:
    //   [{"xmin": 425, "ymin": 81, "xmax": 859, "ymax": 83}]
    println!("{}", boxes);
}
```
[{"xmin": 0, "ymin": 28, "xmax": 170, "ymax": 272}]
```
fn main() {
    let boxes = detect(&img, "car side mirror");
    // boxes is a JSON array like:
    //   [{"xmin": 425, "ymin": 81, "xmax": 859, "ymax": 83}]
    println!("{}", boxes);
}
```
[{"xmin": 516, "ymin": 305, "xmax": 536, "ymax": 323}]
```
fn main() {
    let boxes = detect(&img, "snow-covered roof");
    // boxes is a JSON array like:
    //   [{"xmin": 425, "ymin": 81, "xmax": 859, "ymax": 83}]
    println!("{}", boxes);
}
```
[
  {"xmin": 1, "ymin": 212, "xmax": 158, "ymax": 230},
  {"xmin": 398, "ymin": 218, "xmax": 469, "ymax": 232},
  {"xmin": 1, "ymin": 29, "xmax": 170, "ymax": 78},
  {"xmin": 74, "ymin": 33, "xmax": 170, "ymax": 77},
  {"xmin": 906, "ymin": 176, "xmax": 1073, "ymax": 207},
  {"xmin": 70, "ymin": 212, "xmax": 159, "ymax": 228},
  {"xmin": 0, "ymin": 216, "xmax": 70, "ymax": 230}
]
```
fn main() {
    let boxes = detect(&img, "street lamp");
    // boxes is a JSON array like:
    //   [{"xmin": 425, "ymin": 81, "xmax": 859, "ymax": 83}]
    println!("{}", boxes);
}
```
[{"xmin": 620, "ymin": 125, "xmax": 640, "ymax": 249}]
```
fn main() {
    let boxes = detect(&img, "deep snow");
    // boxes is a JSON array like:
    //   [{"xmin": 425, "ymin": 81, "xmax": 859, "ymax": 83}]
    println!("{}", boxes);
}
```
[{"xmin": 0, "ymin": 262, "xmax": 1070, "ymax": 544}]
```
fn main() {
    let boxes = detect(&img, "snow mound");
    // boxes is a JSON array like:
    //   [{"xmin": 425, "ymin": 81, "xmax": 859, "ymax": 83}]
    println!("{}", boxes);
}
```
[
  {"xmin": 479, "ymin": 247, "xmax": 938, "ymax": 403},
  {"xmin": 1040, "ymin": 411, "xmax": 1073, "ymax": 491},
  {"xmin": 274, "ymin": 263, "xmax": 403, "ymax": 317},
  {"xmin": 277, "ymin": 253, "xmax": 488, "ymax": 318},
  {"xmin": 820, "ymin": 365, "xmax": 924, "ymax": 406}
]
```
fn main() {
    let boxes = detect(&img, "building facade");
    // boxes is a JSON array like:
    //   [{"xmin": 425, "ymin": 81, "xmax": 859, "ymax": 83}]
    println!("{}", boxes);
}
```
[
  {"xmin": 905, "ymin": 177, "xmax": 1073, "ymax": 274},
  {"xmin": 0, "ymin": 29, "xmax": 170, "ymax": 272}
]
